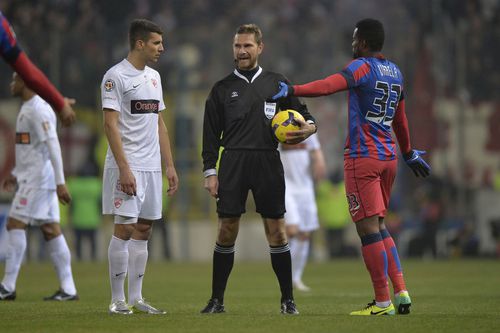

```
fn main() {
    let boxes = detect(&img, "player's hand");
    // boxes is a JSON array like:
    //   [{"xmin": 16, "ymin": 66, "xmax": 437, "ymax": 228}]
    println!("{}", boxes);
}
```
[
  {"xmin": 403, "ymin": 149, "xmax": 431, "ymax": 177},
  {"xmin": 59, "ymin": 97, "xmax": 76, "ymax": 127},
  {"xmin": 166, "ymin": 166, "xmax": 179, "ymax": 196},
  {"xmin": 285, "ymin": 118, "xmax": 317, "ymax": 144},
  {"xmin": 119, "ymin": 167, "xmax": 137, "ymax": 196},
  {"xmin": 2, "ymin": 174, "xmax": 17, "ymax": 192},
  {"xmin": 204, "ymin": 175, "xmax": 219, "ymax": 199},
  {"xmin": 56, "ymin": 184, "xmax": 72, "ymax": 205},
  {"xmin": 272, "ymin": 81, "xmax": 292, "ymax": 100}
]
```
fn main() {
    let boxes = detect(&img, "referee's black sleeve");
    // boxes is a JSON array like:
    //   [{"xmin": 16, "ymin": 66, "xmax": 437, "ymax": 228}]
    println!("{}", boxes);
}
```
[{"xmin": 202, "ymin": 86, "xmax": 223, "ymax": 171}]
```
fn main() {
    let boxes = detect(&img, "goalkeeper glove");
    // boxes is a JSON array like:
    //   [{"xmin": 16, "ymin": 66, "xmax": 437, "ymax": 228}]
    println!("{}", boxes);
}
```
[
  {"xmin": 403, "ymin": 149, "xmax": 431, "ymax": 177},
  {"xmin": 272, "ymin": 81, "xmax": 293, "ymax": 100}
]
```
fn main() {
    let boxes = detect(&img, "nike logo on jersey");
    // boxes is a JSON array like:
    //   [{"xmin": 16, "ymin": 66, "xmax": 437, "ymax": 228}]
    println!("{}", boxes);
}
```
[
  {"xmin": 138, "ymin": 274, "xmax": 144, "ymax": 278},
  {"xmin": 132, "ymin": 83, "xmax": 141, "ymax": 88},
  {"xmin": 115, "ymin": 272, "xmax": 126, "ymax": 277}
]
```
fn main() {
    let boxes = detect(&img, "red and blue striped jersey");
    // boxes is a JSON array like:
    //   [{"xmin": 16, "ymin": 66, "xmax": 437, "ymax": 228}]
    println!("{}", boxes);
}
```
[{"xmin": 340, "ymin": 55, "xmax": 404, "ymax": 160}]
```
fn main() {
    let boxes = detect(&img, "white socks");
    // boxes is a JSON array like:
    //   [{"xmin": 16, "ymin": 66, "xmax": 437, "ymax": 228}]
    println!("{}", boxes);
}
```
[
  {"xmin": 128, "ymin": 239, "xmax": 148, "ymax": 304},
  {"xmin": 108, "ymin": 236, "xmax": 129, "ymax": 303},
  {"xmin": 2, "ymin": 229, "xmax": 27, "ymax": 292},
  {"xmin": 290, "ymin": 238, "xmax": 310, "ymax": 283},
  {"xmin": 108, "ymin": 236, "xmax": 149, "ymax": 304},
  {"xmin": 47, "ymin": 234, "xmax": 77, "ymax": 295}
]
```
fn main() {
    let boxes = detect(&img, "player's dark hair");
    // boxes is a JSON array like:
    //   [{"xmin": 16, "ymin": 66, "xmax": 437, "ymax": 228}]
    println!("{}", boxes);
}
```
[
  {"xmin": 129, "ymin": 19, "xmax": 163, "ymax": 50},
  {"xmin": 355, "ymin": 18, "xmax": 384, "ymax": 52},
  {"xmin": 236, "ymin": 24, "xmax": 263, "ymax": 45}
]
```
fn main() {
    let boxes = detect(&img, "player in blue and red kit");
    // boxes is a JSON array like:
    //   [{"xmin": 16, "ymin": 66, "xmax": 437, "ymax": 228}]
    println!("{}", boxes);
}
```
[
  {"xmin": 0, "ymin": 11, "xmax": 75, "ymax": 126},
  {"xmin": 273, "ymin": 18, "xmax": 430, "ymax": 315}
]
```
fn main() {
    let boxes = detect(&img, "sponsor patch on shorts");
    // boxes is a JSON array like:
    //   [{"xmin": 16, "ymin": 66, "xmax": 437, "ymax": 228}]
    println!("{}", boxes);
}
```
[{"xmin": 114, "ymin": 198, "xmax": 123, "ymax": 208}]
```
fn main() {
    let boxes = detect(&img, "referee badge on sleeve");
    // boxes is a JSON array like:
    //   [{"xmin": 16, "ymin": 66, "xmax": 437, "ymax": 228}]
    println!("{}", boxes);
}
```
[{"xmin": 264, "ymin": 102, "xmax": 277, "ymax": 119}]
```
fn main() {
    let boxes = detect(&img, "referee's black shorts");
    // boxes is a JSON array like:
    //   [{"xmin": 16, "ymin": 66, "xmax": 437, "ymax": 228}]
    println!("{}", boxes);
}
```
[{"xmin": 217, "ymin": 149, "xmax": 285, "ymax": 219}]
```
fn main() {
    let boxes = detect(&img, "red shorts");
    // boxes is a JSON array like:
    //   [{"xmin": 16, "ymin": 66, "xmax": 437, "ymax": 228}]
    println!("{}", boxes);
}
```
[{"xmin": 344, "ymin": 157, "xmax": 397, "ymax": 222}]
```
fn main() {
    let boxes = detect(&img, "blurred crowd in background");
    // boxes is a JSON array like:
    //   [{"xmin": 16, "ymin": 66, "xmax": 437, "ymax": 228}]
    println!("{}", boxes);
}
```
[{"xmin": 0, "ymin": 0, "xmax": 499, "ymax": 261}]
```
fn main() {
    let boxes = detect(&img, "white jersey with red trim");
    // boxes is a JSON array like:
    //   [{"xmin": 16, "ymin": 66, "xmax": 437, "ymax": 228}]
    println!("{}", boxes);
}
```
[
  {"xmin": 279, "ymin": 134, "xmax": 321, "ymax": 193},
  {"xmin": 14, "ymin": 95, "xmax": 57, "ymax": 189},
  {"xmin": 101, "ymin": 59, "xmax": 166, "ymax": 171}
]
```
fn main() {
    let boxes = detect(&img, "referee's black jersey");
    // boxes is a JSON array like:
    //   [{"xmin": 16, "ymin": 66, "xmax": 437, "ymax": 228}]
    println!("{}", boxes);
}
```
[{"xmin": 202, "ymin": 67, "xmax": 315, "ymax": 172}]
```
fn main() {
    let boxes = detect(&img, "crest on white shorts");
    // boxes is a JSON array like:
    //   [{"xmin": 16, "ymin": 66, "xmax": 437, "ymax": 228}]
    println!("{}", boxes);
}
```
[
  {"xmin": 114, "ymin": 198, "xmax": 123, "ymax": 208},
  {"xmin": 264, "ymin": 102, "xmax": 277, "ymax": 119}
]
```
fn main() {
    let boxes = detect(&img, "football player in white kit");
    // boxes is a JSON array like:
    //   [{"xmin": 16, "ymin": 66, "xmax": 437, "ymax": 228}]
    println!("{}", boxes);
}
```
[
  {"xmin": 101, "ymin": 19, "xmax": 178, "ymax": 315},
  {"xmin": 0, "ymin": 73, "xmax": 78, "ymax": 301},
  {"xmin": 280, "ymin": 134, "xmax": 326, "ymax": 291}
]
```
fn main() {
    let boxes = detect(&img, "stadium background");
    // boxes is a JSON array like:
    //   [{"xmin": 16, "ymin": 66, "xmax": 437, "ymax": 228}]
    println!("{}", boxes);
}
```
[{"xmin": 0, "ymin": 0, "xmax": 499, "ymax": 262}]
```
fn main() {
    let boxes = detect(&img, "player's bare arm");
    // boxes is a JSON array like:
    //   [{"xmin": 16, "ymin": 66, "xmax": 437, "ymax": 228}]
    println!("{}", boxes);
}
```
[
  {"xmin": 158, "ymin": 115, "xmax": 179, "ymax": 196},
  {"xmin": 310, "ymin": 148, "xmax": 327, "ymax": 182},
  {"xmin": 46, "ymin": 135, "xmax": 72, "ymax": 204},
  {"xmin": 103, "ymin": 109, "xmax": 137, "ymax": 196},
  {"xmin": 285, "ymin": 117, "xmax": 317, "ymax": 144},
  {"xmin": 56, "ymin": 184, "xmax": 72, "ymax": 205}
]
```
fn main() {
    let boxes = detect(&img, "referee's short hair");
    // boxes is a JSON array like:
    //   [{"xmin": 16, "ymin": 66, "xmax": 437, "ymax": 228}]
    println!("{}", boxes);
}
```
[
  {"xmin": 236, "ymin": 24, "xmax": 263, "ymax": 45},
  {"xmin": 355, "ymin": 18, "xmax": 385, "ymax": 52},
  {"xmin": 129, "ymin": 19, "xmax": 163, "ymax": 50}
]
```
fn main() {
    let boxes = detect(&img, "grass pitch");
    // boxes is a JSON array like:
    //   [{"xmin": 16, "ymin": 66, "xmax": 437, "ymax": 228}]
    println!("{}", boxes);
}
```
[{"xmin": 0, "ymin": 259, "xmax": 498, "ymax": 333}]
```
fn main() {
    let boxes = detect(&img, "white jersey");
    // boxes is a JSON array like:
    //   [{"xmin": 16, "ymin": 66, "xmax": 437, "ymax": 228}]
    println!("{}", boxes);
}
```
[
  {"xmin": 14, "ymin": 95, "xmax": 58, "ymax": 189},
  {"xmin": 101, "ymin": 59, "xmax": 166, "ymax": 171},
  {"xmin": 280, "ymin": 134, "xmax": 321, "ymax": 194}
]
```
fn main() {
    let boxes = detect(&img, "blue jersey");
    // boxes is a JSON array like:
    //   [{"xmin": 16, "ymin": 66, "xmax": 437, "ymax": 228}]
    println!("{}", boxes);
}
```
[
  {"xmin": 0, "ymin": 11, "xmax": 21, "ymax": 63},
  {"xmin": 340, "ymin": 56, "xmax": 404, "ymax": 160}
]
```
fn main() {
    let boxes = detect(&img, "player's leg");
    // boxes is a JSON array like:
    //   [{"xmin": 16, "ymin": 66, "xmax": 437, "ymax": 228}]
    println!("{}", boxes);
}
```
[
  {"xmin": 350, "ymin": 215, "xmax": 393, "ymax": 315},
  {"xmin": 127, "ymin": 218, "xmax": 166, "ymax": 314},
  {"xmin": 380, "ymin": 222, "xmax": 411, "ymax": 314},
  {"xmin": 103, "ymin": 168, "xmax": 137, "ymax": 314},
  {"xmin": 378, "ymin": 159, "xmax": 411, "ymax": 314},
  {"xmin": 291, "ymin": 197, "xmax": 319, "ymax": 291},
  {"xmin": 345, "ymin": 158, "xmax": 393, "ymax": 316},
  {"xmin": 201, "ymin": 216, "xmax": 240, "ymax": 314},
  {"xmin": 125, "ymin": 170, "xmax": 165, "ymax": 314},
  {"xmin": 108, "ymin": 221, "xmax": 134, "ymax": 314},
  {"xmin": 284, "ymin": 192, "xmax": 309, "ymax": 291},
  {"xmin": 0, "ymin": 217, "xmax": 27, "ymax": 300},
  {"xmin": 41, "ymin": 222, "xmax": 78, "ymax": 300},
  {"xmin": 291, "ymin": 231, "xmax": 312, "ymax": 291}
]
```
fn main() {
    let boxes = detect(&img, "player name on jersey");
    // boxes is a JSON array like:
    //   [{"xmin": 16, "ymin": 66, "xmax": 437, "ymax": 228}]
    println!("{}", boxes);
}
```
[{"xmin": 376, "ymin": 64, "xmax": 399, "ymax": 78}]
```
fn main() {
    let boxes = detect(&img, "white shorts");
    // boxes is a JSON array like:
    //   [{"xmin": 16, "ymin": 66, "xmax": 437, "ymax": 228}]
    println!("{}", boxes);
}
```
[
  {"xmin": 9, "ymin": 186, "xmax": 60, "ymax": 225},
  {"xmin": 102, "ymin": 169, "xmax": 162, "ymax": 221},
  {"xmin": 284, "ymin": 190, "xmax": 319, "ymax": 232}
]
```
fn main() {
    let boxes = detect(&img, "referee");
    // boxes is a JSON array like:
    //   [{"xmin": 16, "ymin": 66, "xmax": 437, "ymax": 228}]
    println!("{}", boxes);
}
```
[{"xmin": 201, "ymin": 24, "xmax": 317, "ymax": 315}]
